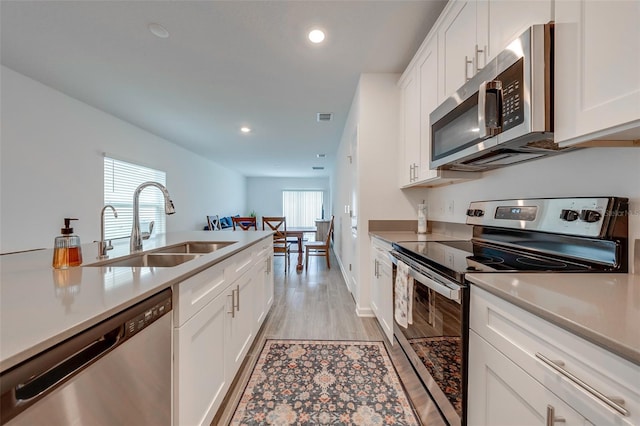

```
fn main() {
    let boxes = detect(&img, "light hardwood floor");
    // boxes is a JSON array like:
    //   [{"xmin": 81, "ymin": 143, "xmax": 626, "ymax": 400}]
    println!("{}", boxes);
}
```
[{"xmin": 212, "ymin": 250, "xmax": 445, "ymax": 425}]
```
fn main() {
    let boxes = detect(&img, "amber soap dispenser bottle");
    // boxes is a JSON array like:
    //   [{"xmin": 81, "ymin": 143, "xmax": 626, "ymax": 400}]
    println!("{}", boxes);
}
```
[{"xmin": 52, "ymin": 218, "xmax": 83, "ymax": 269}]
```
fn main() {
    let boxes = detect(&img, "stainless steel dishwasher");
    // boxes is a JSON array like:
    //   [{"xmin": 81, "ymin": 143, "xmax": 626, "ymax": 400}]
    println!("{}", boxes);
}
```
[{"xmin": 0, "ymin": 288, "xmax": 172, "ymax": 425}]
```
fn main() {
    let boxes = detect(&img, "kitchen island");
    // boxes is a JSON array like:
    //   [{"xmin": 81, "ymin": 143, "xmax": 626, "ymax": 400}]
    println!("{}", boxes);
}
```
[{"xmin": 0, "ymin": 230, "xmax": 273, "ymax": 373}]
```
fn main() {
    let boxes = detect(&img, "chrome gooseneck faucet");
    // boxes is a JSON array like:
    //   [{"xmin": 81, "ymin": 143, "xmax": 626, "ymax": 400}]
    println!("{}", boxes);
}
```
[
  {"xmin": 130, "ymin": 181, "xmax": 175, "ymax": 252},
  {"xmin": 98, "ymin": 205, "xmax": 118, "ymax": 260}
]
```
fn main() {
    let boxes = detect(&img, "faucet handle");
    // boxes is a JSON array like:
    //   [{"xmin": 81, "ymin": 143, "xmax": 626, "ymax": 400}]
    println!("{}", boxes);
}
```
[
  {"xmin": 141, "ymin": 221, "xmax": 155, "ymax": 240},
  {"xmin": 106, "ymin": 240, "xmax": 114, "ymax": 251}
]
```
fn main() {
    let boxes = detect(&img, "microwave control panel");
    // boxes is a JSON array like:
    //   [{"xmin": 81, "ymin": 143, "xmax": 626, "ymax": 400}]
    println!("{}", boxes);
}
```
[{"xmin": 499, "ymin": 58, "xmax": 524, "ymax": 131}]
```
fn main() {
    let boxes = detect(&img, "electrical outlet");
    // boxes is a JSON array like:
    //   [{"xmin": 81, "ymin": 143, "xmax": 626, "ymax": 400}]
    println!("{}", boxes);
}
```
[{"xmin": 447, "ymin": 200, "xmax": 455, "ymax": 216}]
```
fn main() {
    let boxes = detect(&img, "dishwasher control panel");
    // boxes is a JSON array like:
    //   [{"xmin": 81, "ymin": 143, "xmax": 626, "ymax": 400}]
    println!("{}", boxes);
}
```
[{"xmin": 125, "ymin": 297, "xmax": 172, "ymax": 338}]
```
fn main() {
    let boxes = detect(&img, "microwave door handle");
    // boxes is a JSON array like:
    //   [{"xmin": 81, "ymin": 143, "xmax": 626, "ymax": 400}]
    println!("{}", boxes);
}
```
[
  {"xmin": 478, "ymin": 80, "xmax": 503, "ymax": 139},
  {"xmin": 478, "ymin": 81, "xmax": 489, "ymax": 139}
]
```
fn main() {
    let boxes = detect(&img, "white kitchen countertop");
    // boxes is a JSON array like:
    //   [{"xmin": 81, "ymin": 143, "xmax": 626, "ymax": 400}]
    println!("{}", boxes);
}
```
[
  {"xmin": 0, "ymin": 230, "xmax": 272, "ymax": 372},
  {"xmin": 466, "ymin": 273, "xmax": 640, "ymax": 366}
]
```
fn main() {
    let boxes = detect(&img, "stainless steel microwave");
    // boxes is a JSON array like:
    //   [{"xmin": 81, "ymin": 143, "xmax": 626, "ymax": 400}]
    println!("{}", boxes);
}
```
[{"xmin": 430, "ymin": 23, "xmax": 573, "ymax": 171}]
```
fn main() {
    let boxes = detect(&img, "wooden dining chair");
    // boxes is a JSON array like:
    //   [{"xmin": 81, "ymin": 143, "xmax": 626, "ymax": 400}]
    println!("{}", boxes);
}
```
[
  {"xmin": 305, "ymin": 215, "xmax": 334, "ymax": 270},
  {"xmin": 262, "ymin": 216, "xmax": 291, "ymax": 272},
  {"xmin": 206, "ymin": 215, "xmax": 221, "ymax": 231},
  {"xmin": 232, "ymin": 216, "xmax": 257, "ymax": 230}
]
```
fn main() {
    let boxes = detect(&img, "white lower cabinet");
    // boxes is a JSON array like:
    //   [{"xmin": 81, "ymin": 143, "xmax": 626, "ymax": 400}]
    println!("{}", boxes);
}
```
[
  {"xmin": 173, "ymin": 238, "xmax": 274, "ymax": 426},
  {"xmin": 468, "ymin": 330, "xmax": 590, "ymax": 426},
  {"xmin": 254, "ymin": 254, "xmax": 273, "ymax": 326},
  {"xmin": 370, "ymin": 237, "xmax": 393, "ymax": 344},
  {"xmin": 225, "ymin": 265, "xmax": 255, "ymax": 378},
  {"xmin": 468, "ymin": 286, "xmax": 639, "ymax": 426},
  {"xmin": 174, "ymin": 290, "xmax": 229, "ymax": 426}
]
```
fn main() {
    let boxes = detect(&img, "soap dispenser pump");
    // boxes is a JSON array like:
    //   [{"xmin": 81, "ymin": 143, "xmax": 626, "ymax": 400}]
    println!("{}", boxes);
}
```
[{"xmin": 52, "ymin": 218, "xmax": 83, "ymax": 269}]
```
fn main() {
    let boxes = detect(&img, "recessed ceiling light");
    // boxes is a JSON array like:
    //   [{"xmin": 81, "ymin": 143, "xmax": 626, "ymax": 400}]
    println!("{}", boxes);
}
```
[
  {"xmin": 308, "ymin": 29, "xmax": 325, "ymax": 44},
  {"xmin": 240, "ymin": 126, "xmax": 251, "ymax": 133},
  {"xmin": 148, "ymin": 23, "xmax": 169, "ymax": 39}
]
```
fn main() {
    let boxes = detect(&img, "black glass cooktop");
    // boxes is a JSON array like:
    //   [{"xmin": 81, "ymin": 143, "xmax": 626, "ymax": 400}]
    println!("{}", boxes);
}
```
[{"xmin": 394, "ymin": 240, "xmax": 594, "ymax": 279}]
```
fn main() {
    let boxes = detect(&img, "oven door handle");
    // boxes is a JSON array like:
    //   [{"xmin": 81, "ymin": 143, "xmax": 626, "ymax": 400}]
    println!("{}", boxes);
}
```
[{"xmin": 389, "ymin": 252, "xmax": 461, "ymax": 303}]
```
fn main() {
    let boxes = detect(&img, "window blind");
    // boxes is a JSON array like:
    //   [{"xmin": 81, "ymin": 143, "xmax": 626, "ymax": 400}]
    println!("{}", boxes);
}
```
[
  {"xmin": 104, "ymin": 157, "xmax": 167, "ymax": 240},
  {"xmin": 282, "ymin": 190, "xmax": 323, "ymax": 228}
]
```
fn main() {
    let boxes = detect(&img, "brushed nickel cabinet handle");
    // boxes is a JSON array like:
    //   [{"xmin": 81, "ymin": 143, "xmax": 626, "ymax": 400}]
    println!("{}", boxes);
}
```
[
  {"xmin": 465, "ymin": 55, "xmax": 474, "ymax": 81},
  {"xmin": 475, "ymin": 44, "xmax": 486, "ymax": 72},
  {"xmin": 227, "ymin": 292, "xmax": 235, "ymax": 318},
  {"xmin": 235, "ymin": 284, "xmax": 240, "ymax": 311},
  {"xmin": 536, "ymin": 352, "xmax": 629, "ymax": 416},
  {"xmin": 546, "ymin": 405, "xmax": 565, "ymax": 426}
]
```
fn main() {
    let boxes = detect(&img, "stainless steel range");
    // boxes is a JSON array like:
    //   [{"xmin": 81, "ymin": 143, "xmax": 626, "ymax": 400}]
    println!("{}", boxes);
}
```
[{"xmin": 389, "ymin": 197, "xmax": 629, "ymax": 426}]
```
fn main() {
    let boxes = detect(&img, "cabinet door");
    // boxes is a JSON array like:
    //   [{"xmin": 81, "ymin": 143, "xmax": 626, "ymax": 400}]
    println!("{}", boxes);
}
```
[
  {"xmin": 555, "ymin": 0, "xmax": 640, "ymax": 145},
  {"xmin": 370, "ymin": 252, "xmax": 380, "ymax": 317},
  {"xmin": 253, "ymin": 260, "xmax": 266, "ymax": 327},
  {"xmin": 468, "ymin": 331, "xmax": 590, "ymax": 426},
  {"xmin": 370, "ymin": 241, "xmax": 394, "ymax": 345},
  {"xmin": 418, "ymin": 36, "xmax": 439, "ymax": 182},
  {"xmin": 174, "ymin": 291, "xmax": 229, "ymax": 426},
  {"xmin": 253, "ymin": 254, "xmax": 274, "ymax": 327},
  {"xmin": 226, "ymin": 268, "xmax": 255, "ymax": 379},
  {"xmin": 439, "ymin": 0, "xmax": 477, "ymax": 99},
  {"xmin": 399, "ymin": 67, "xmax": 420, "ymax": 187},
  {"xmin": 264, "ymin": 254, "xmax": 274, "ymax": 313},
  {"xmin": 477, "ymin": 0, "xmax": 552, "ymax": 65},
  {"xmin": 376, "ymin": 256, "xmax": 394, "ymax": 344}
]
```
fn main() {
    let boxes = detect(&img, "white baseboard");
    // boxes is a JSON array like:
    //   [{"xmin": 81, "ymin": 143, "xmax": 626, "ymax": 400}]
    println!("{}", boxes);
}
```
[
  {"xmin": 355, "ymin": 305, "xmax": 374, "ymax": 317},
  {"xmin": 334, "ymin": 248, "xmax": 352, "ymax": 294}
]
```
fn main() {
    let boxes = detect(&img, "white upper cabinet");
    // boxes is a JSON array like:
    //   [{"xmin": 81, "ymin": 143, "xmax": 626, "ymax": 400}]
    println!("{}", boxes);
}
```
[
  {"xmin": 555, "ymin": 0, "xmax": 640, "ymax": 146},
  {"xmin": 439, "ymin": 0, "xmax": 552, "ymax": 100},
  {"xmin": 439, "ymin": 0, "xmax": 479, "ymax": 100},
  {"xmin": 417, "ymin": 37, "xmax": 440, "ymax": 183},
  {"xmin": 398, "ymin": 67, "xmax": 420, "ymax": 187},
  {"xmin": 398, "ymin": 32, "xmax": 481, "ymax": 188},
  {"xmin": 478, "ymin": 0, "xmax": 552, "ymax": 65}
]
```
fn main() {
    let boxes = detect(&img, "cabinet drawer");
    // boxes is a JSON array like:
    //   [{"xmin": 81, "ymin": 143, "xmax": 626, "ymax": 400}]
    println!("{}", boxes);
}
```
[
  {"xmin": 253, "ymin": 237, "xmax": 272, "ymax": 260},
  {"xmin": 174, "ymin": 256, "xmax": 233, "ymax": 327},
  {"xmin": 470, "ymin": 286, "xmax": 639, "ymax": 426}
]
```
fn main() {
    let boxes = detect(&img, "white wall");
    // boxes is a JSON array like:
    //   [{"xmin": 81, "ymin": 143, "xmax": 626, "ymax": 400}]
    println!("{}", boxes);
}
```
[
  {"xmin": 246, "ymin": 177, "xmax": 330, "ymax": 223},
  {"xmin": 0, "ymin": 66, "xmax": 246, "ymax": 253},
  {"xmin": 332, "ymin": 73, "xmax": 426, "ymax": 315},
  {"xmin": 419, "ymin": 147, "xmax": 640, "ymax": 272}
]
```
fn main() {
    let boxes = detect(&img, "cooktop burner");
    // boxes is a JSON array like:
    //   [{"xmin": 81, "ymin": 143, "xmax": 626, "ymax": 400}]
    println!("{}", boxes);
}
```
[{"xmin": 394, "ymin": 239, "xmax": 592, "ymax": 278}]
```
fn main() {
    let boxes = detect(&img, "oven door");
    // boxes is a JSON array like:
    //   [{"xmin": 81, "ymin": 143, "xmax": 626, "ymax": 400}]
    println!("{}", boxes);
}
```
[{"xmin": 390, "ymin": 250, "xmax": 468, "ymax": 426}]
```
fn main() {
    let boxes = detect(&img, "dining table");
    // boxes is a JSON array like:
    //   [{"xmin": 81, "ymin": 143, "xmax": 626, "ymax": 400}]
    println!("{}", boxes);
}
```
[{"xmin": 284, "ymin": 228, "xmax": 315, "ymax": 272}]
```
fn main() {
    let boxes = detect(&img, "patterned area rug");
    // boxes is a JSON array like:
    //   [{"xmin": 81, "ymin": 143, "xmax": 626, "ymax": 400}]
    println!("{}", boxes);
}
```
[
  {"xmin": 230, "ymin": 340, "xmax": 419, "ymax": 425},
  {"xmin": 408, "ymin": 336, "xmax": 462, "ymax": 416}
]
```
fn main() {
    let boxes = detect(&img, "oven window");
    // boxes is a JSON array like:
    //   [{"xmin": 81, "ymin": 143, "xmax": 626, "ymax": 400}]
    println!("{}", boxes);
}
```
[{"xmin": 404, "ymin": 282, "xmax": 463, "ymax": 417}]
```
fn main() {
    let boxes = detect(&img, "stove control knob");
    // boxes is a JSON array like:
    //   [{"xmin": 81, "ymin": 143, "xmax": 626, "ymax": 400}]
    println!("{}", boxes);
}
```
[
  {"xmin": 466, "ymin": 209, "xmax": 475, "ymax": 217},
  {"xmin": 580, "ymin": 209, "xmax": 602, "ymax": 223},
  {"xmin": 560, "ymin": 209, "xmax": 579, "ymax": 221},
  {"xmin": 474, "ymin": 209, "xmax": 485, "ymax": 217}
]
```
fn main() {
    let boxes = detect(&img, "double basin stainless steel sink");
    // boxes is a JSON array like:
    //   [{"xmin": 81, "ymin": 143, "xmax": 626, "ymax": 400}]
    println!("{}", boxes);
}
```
[{"xmin": 88, "ymin": 241, "xmax": 235, "ymax": 268}]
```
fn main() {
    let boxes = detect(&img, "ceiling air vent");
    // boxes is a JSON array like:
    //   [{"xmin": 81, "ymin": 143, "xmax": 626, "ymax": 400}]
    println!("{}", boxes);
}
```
[
  {"xmin": 316, "ymin": 113, "xmax": 333, "ymax": 122},
  {"xmin": 312, "ymin": 166, "xmax": 325, "ymax": 170}
]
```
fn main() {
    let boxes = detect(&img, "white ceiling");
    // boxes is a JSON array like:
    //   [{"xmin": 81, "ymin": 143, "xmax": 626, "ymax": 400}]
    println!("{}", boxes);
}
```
[{"xmin": 1, "ymin": 0, "xmax": 447, "ymax": 178}]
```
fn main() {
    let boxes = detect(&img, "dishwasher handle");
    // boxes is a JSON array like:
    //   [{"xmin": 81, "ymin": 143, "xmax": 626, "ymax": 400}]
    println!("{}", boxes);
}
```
[{"xmin": 14, "ymin": 325, "xmax": 123, "ymax": 401}]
